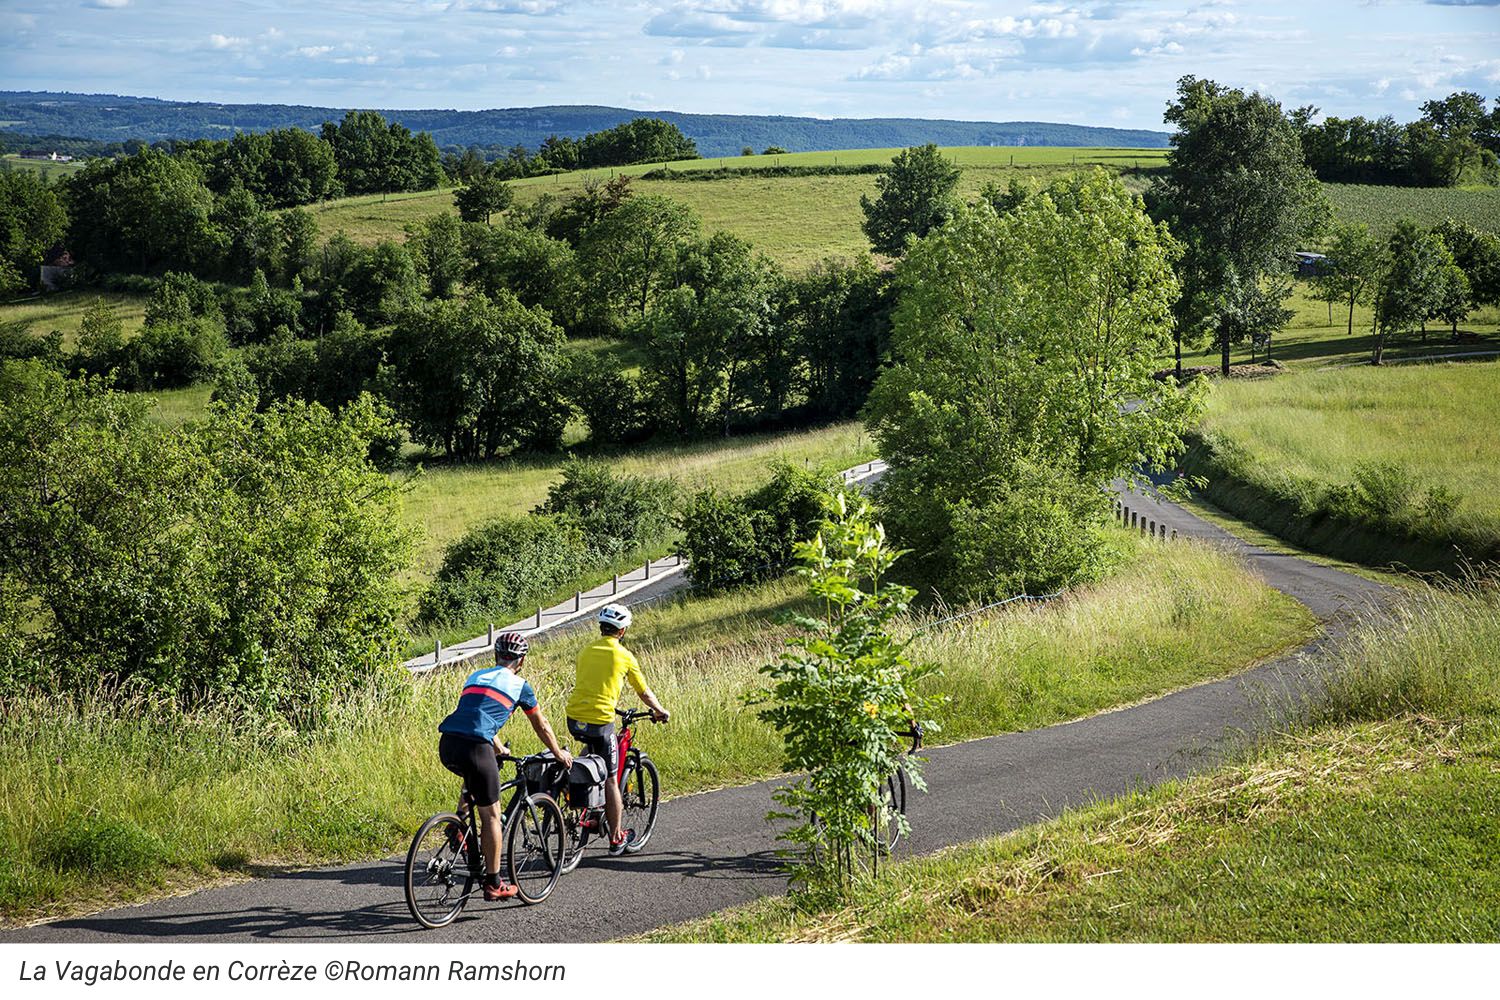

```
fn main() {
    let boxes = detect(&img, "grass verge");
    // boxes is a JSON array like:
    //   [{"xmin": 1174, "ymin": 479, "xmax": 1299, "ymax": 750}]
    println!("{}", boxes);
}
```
[
  {"xmin": 647, "ymin": 585, "xmax": 1500, "ymax": 942},
  {"xmin": 0, "ymin": 532, "xmax": 1311, "ymax": 925}
]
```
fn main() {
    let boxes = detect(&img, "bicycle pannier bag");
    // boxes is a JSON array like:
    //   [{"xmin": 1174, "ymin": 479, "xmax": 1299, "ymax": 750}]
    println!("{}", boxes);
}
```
[
  {"xmin": 568, "ymin": 754, "xmax": 608, "ymax": 809},
  {"xmin": 522, "ymin": 750, "xmax": 557, "ymax": 794}
]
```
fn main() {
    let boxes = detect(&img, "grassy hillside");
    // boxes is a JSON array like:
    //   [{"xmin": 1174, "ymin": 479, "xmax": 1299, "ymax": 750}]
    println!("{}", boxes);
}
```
[
  {"xmin": 1183, "ymin": 361, "xmax": 1500, "ymax": 569},
  {"xmin": 649, "ymin": 587, "xmax": 1500, "ymax": 943},
  {"xmin": 308, "ymin": 146, "xmax": 1165, "ymax": 269},
  {"xmin": 0, "ymin": 290, "xmax": 148, "ymax": 350},
  {"xmin": 403, "ymin": 421, "xmax": 876, "ymax": 582},
  {"xmin": 0, "ymin": 532, "xmax": 1312, "ymax": 924}
]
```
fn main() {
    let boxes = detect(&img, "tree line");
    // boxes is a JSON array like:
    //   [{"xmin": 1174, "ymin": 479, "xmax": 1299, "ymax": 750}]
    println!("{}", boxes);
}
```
[{"xmin": 1292, "ymin": 91, "xmax": 1500, "ymax": 188}]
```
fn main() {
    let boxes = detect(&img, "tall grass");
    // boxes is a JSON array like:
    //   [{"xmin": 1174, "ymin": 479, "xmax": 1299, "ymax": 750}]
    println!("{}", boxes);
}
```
[{"xmin": 0, "ymin": 533, "xmax": 1311, "ymax": 922}]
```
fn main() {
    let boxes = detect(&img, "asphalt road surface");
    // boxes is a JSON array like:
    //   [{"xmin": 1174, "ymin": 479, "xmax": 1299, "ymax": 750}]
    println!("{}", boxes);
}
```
[{"xmin": 4, "ymin": 486, "xmax": 1389, "ymax": 943}]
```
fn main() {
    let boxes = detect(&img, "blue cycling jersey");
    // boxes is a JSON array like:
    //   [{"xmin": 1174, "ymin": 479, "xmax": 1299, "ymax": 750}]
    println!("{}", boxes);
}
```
[{"xmin": 437, "ymin": 665, "xmax": 538, "ymax": 743}]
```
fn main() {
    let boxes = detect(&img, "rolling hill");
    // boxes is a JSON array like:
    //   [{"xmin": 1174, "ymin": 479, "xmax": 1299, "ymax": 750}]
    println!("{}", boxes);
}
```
[{"xmin": 0, "ymin": 90, "xmax": 1170, "ymax": 157}]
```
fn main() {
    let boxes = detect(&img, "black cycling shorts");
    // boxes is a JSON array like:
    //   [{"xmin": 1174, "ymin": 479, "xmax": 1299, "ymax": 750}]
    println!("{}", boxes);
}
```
[
  {"xmin": 567, "ymin": 719, "xmax": 619, "ymax": 780},
  {"xmin": 438, "ymin": 732, "xmax": 502, "ymax": 807}
]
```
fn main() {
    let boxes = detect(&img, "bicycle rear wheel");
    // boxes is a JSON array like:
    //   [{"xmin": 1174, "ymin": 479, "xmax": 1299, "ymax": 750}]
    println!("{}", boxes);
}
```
[
  {"xmin": 506, "ymin": 793, "xmax": 566, "ymax": 904},
  {"xmin": 559, "ymin": 801, "xmax": 589, "ymax": 873},
  {"xmin": 621, "ymin": 755, "xmax": 660, "ymax": 853},
  {"xmin": 877, "ymin": 766, "xmax": 907, "ymax": 851},
  {"xmin": 405, "ymin": 812, "xmax": 477, "ymax": 929}
]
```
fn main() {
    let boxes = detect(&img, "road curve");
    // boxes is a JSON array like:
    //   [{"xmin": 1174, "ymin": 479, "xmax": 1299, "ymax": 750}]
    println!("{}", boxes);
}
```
[{"xmin": 3, "ymin": 486, "xmax": 1389, "ymax": 943}]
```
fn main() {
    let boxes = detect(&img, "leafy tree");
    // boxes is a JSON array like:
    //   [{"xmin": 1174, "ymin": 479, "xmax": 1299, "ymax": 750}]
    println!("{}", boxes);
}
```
[
  {"xmin": 212, "ymin": 183, "xmax": 278, "ymax": 282},
  {"xmin": 405, "ymin": 213, "xmax": 465, "ymax": 298},
  {"xmin": 636, "ymin": 231, "xmax": 779, "ymax": 435},
  {"xmin": 0, "ymin": 170, "xmax": 68, "ymax": 296},
  {"xmin": 463, "ymin": 222, "xmax": 581, "ymax": 328},
  {"xmin": 1372, "ymin": 220, "xmax": 1455, "ymax": 363},
  {"xmin": 763, "ymin": 146, "xmax": 788, "ymax": 155},
  {"xmin": 563, "ymin": 352, "xmax": 656, "ymax": 446},
  {"xmin": 64, "ymin": 148, "xmax": 222, "ymax": 274},
  {"xmin": 262, "ymin": 127, "xmax": 340, "ymax": 206},
  {"xmin": 1313, "ymin": 222, "xmax": 1384, "ymax": 337},
  {"xmin": 1431, "ymin": 218, "xmax": 1500, "ymax": 309},
  {"xmin": 1428, "ymin": 255, "xmax": 1471, "ymax": 338},
  {"xmin": 225, "ymin": 268, "xmax": 302, "ymax": 344},
  {"xmin": 865, "ymin": 172, "xmax": 1200, "ymax": 596},
  {"xmin": 1149, "ymin": 76, "xmax": 1326, "ymax": 376},
  {"xmin": 381, "ymin": 292, "xmax": 569, "ymax": 460},
  {"xmin": 344, "ymin": 240, "xmax": 422, "ymax": 326},
  {"xmin": 580, "ymin": 195, "xmax": 700, "ymax": 321},
  {"xmin": 741, "ymin": 146, "xmax": 755, "ymax": 157},
  {"xmin": 544, "ymin": 174, "xmax": 633, "ymax": 245},
  {"xmin": 145, "ymin": 270, "xmax": 223, "ymax": 329},
  {"xmin": 781, "ymin": 256, "xmax": 893, "ymax": 419},
  {"xmin": 749, "ymin": 491, "xmax": 940, "ymax": 894},
  {"xmin": 537, "ymin": 135, "xmax": 580, "ymax": 171},
  {"xmin": 243, "ymin": 312, "xmax": 385, "ymax": 410},
  {"xmin": 453, "ymin": 171, "xmax": 514, "ymax": 224},
  {"xmin": 0, "ymin": 321, "xmax": 63, "ymax": 368},
  {"xmin": 860, "ymin": 144, "xmax": 961, "ymax": 257},
  {"xmin": 577, "ymin": 117, "xmax": 697, "ymax": 167},
  {"xmin": 72, "ymin": 297, "xmax": 129, "ymax": 379},
  {"xmin": 320, "ymin": 110, "xmax": 442, "ymax": 198},
  {"xmin": 416, "ymin": 514, "xmax": 587, "ymax": 629},
  {"xmin": 277, "ymin": 207, "xmax": 321, "ymax": 287}
]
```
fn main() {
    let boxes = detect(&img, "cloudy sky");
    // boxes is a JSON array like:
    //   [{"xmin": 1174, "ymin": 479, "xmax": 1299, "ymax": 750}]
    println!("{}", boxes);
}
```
[{"xmin": 2, "ymin": 1, "xmax": 1498, "ymax": 129}]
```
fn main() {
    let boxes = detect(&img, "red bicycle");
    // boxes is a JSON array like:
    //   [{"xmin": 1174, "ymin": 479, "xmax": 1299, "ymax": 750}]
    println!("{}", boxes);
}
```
[{"xmin": 552, "ymin": 708, "xmax": 661, "ymax": 870}]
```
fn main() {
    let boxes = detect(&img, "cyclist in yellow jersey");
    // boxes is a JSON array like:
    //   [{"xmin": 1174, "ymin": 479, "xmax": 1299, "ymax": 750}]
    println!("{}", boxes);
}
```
[{"xmin": 566, "ymin": 603, "xmax": 669, "ymax": 855}]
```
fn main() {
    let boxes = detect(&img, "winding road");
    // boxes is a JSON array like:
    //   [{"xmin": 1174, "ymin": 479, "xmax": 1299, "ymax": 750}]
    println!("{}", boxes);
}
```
[{"xmin": 3, "ymin": 486, "xmax": 1389, "ymax": 943}]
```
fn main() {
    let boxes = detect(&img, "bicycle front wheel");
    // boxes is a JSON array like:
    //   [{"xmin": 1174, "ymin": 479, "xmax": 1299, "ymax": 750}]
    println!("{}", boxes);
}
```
[
  {"xmin": 506, "ymin": 793, "xmax": 566, "ymax": 904},
  {"xmin": 878, "ymin": 766, "xmax": 907, "ymax": 851},
  {"xmin": 621, "ymin": 755, "xmax": 660, "ymax": 853},
  {"xmin": 405, "ymin": 812, "xmax": 476, "ymax": 929}
]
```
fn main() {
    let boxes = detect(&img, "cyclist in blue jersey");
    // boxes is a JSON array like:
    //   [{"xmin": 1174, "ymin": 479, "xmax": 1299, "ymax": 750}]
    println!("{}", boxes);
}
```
[{"xmin": 437, "ymin": 631, "xmax": 572, "ymax": 901}]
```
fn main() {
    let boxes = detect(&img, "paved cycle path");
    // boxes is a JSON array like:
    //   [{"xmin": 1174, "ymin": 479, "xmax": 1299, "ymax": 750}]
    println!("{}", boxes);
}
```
[{"xmin": 4, "ymin": 488, "xmax": 1388, "ymax": 943}]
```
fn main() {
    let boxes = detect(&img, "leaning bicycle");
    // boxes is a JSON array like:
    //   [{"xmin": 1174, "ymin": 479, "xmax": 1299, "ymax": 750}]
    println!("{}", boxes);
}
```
[{"xmin": 403, "ymin": 751, "xmax": 566, "ymax": 929}]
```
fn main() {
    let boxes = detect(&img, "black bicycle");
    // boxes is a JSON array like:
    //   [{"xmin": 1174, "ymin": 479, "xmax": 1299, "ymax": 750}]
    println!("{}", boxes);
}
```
[
  {"xmin": 545, "ymin": 708, "xmax": 662, "ymax": 872},
  {"xmin": 811, "ymin": 723, "xmax": 923, "ymax": 858},
  {"xmin": 403, "ymin": 751, "xmax": 566, "ymax": 929}
]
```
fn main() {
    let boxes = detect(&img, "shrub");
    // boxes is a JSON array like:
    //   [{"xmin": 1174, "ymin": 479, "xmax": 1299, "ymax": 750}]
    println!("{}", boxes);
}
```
[
  {"xmin": 947, "ymin": 463, "xmax": 1112, "ymax": 600},
  {"xmin": 750, "ymin": 492, "xmax": 941, "ymax": 896},
  {"xmin": 417, "ymin": 514, "xmax": 589, "ymax": 627},
  {"xmin": 0, "ymin": 322, "xmax": 62, "ymax": 367},
  {"xmin": 0, "ymin": 365, "xmax": 412, "ymax": 723},
  {"xmin": 534, "ymin": 459, "xmax": 677, "ymax": 561},
  {"xmin": 677, "ymin": 462, "xmax": 837, "ymax": 592},
  {"xmin": 125, "ymin": 318, "xmax": 227, "ymax": 389},
  {"xmin": 40, "ymin": 815, "xmax": 169, "ymax": 877}
]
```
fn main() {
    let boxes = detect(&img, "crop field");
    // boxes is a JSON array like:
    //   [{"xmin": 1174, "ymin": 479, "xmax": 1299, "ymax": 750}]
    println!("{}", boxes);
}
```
[
  {"xmin": 308, "ymin": 145, "xmax": 1166, "ymax": 269},
  {"xmin": 1324, "ymin": 183, "xmax": 1500, "ymax": 236},
  {"xmin": 1196, "ymin": 361, "xmax": 1500, "ymax": 549},
  {"xmin": 0, "ymin": 531, "xmax": 1313, "ymax": 923}
]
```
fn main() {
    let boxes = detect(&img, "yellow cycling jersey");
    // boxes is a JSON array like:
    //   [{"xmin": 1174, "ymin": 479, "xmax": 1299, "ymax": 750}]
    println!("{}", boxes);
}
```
[{"xmin": 566, "ymin": 636, "xmax": 648, "ymax": 725}]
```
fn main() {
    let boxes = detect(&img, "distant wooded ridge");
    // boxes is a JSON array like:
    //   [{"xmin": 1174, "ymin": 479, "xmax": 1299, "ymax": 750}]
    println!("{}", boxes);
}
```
[{"xmin": 0, "ymin": 91, "xmax": 1171, "ymax": 157}]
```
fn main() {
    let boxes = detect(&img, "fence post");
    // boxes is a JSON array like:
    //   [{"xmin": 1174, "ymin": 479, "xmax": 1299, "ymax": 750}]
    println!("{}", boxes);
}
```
[
  {"xmin": 574, "ymin": 591, "xmax": 581, "ymax": 612},
  {"xmin": 535, "ymin": 606, "xmax": 543, "ymax": 630},
  {"xmin": 1171, "ymin": 528, "xmax": 1178, "ymax": 541},
  {"xmin": 612, "ymin": 574, "xmax": 619, "ymax": 595},
  {"xmin": 644, "ymin": 560, "xmax": 652, "ymax": 580},
  {"xmin": 434, "ymin": 639, "xmax": 442, "ymax": 666},
  {"xmin": 487, "ymin": 623, "xmax": 494, "ymax": 646}
]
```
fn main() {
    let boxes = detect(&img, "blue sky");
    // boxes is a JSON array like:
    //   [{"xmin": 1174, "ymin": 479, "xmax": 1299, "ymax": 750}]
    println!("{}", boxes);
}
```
[{"xmin": 2, "ymin": 1, "xmax": 1498, "ymax": 130}]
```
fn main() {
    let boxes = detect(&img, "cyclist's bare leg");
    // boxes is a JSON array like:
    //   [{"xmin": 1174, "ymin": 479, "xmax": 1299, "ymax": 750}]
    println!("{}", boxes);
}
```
[
  {"xmin": 604, "ymin": 776, "xmax": 624, "ymax": 839},
  {"xmin": 477, "ymin": 801, "xmax": 504, "ymax": 876}
]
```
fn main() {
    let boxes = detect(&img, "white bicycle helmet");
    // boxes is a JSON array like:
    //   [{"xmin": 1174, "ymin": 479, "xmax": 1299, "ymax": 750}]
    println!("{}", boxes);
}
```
[{"xmin": 598, "ymin": 603, "xmax": 633, "ymax": 630}]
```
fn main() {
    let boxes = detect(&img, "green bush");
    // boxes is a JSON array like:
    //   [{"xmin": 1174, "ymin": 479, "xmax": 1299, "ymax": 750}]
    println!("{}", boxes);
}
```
[
  {"xmin": 947, "ymin": 463, "xmax": 1112, "ymax": 600},
  {"xmin": 534, "ymin": 459, "xmax": 677, "ymax": 561},
  {"xmin": 0, "ymin": 363, "xmax": 412, "ymax": 723},
  {"xmin": 0, "ymin": 322, "xmax": 62, "ymax": 367},
  {"xmin": 677, "ymin": 462, "xmax": 837, "ymax": 592},
  {"xmin": 126, "ymin": 318, "xmax": 227, "ymax": 389},
  {"xmin": 417, "ymin": 514, "xmax": 589, "ymax": 627}
]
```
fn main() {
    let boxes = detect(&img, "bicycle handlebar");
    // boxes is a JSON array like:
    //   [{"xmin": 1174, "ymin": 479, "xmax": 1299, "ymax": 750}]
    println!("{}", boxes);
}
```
[{"xmin": 616, "ymin": 707, "xmax": 662, "ymax": 725}]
